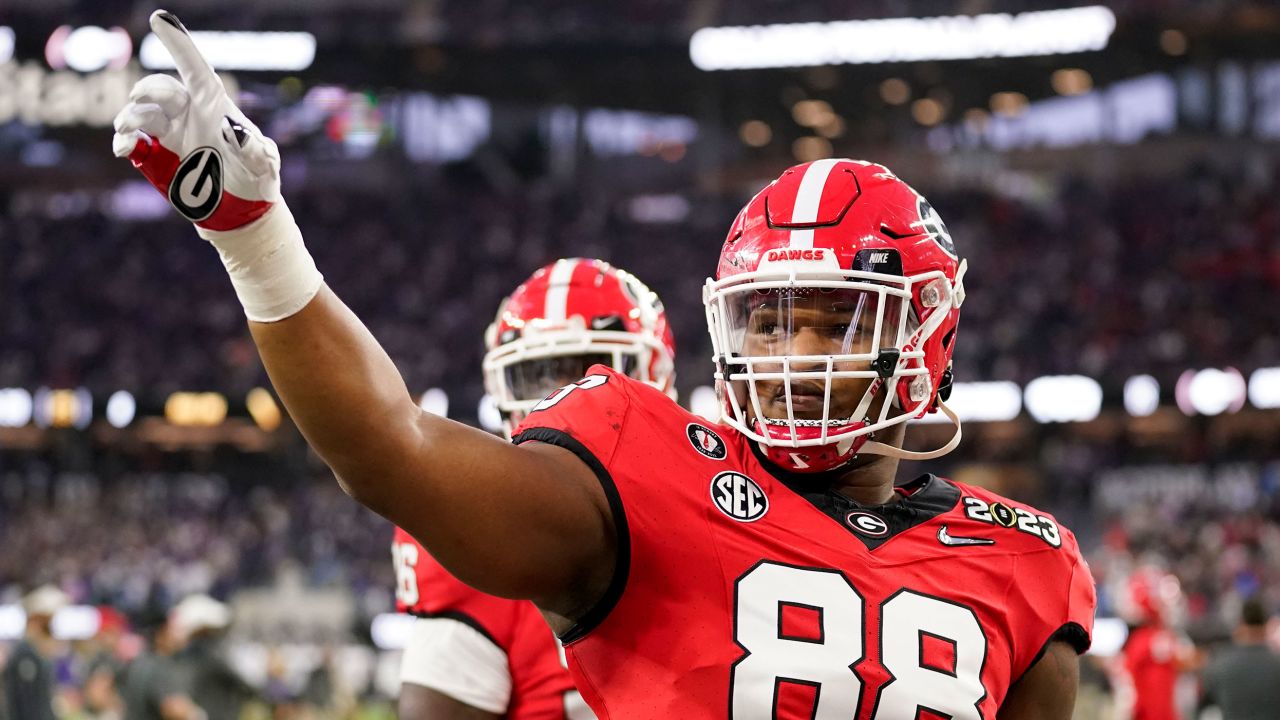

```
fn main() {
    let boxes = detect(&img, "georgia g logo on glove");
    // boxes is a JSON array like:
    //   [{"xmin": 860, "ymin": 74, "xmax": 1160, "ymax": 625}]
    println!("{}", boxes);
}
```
[
  {"xmin": 112, "ymin": 9, "xmax": 323, "ymax": 323},
  {"xmin": 113, "ymin": 10, "xmax": 280, "ymax": 232}
]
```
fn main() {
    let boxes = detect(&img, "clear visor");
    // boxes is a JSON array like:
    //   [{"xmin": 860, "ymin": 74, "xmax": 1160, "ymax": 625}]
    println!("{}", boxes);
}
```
[
  {"xmin": 725, "ymin": 287, "xmax": 906, "ymax": 361},
  {"xmin": 718, "ymin": 284, "xmax": 914, "ymax": 431},
  {"xmin": 504, "ymin": 352, "xmax": 639, "ymax": 403},
  {"xmin": 706, "ymin": 263, "xmax": 962, "ymax": 456}
]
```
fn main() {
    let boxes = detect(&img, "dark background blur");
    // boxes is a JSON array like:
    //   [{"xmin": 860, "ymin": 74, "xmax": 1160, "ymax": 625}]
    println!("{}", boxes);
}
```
[{"xmin": 1, "ymin": 1, "xmax": 1279, "ymax": 717}]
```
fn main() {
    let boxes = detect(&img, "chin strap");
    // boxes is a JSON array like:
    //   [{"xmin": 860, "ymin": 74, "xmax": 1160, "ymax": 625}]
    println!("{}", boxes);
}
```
[{"xmin": 858, "ymin": 400, "xmax": 962, "ymax": 461}]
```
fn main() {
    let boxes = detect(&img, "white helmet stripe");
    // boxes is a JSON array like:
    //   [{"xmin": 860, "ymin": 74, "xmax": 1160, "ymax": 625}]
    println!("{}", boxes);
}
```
[
  {"xmin": 543, "ymin": 258, "xmax": 578, "ymax": 321},
  {"xmin": 788, "ymin": 158, "xmax": 841, "ymax": 249}
]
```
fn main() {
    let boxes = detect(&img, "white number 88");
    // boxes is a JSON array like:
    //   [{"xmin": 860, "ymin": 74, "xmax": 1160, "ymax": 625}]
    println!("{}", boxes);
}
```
[{"xmin": 732, "ymin": 562, "xmax": 987, "ymax": 719}]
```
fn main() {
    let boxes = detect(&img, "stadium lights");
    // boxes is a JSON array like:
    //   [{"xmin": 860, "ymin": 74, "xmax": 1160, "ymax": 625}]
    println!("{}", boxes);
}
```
[
  {"xmin": 917, "ymin": 381, "xmax": 1022, "ymax": 424},
  {"xmin": 739, "ymin": 120, "xmax": 772, "ymax": 147},
  {"xmin": 370, "ymin": 612, "xmax": 416, "ymax": 651},
  {"xmin": 0, "ymin": 388, "xmax": 33, "ymax": 427},
  {"xmin": 418, "ymin": 388, "xmax": 449, "ymax": 418},
  {"xmin": 50, "ymin": 605, "xmax": 100, "ymax": 640},
  {"xmin": 628, "ymin": 194, "xmax": 691, "ymax": 224},
  {"xmin": 477, "ymin": 394, "xmax": 503, "ymax": 434},
  {"xmin": 1123, "ymin": 375, "xmax": 1161, "ymax": 417},
  {"xmin": 33, "ymin": 387, "xmax": 92, "ymax": 429},
  {"xmin": 0, "ymin": 27, "xmax": 14, "ymax": 64},
  {"xmin": 45, "ymin": 26, "xmax": 133, "ymax": 72},
  {"xmin": 105, "ymin": 390, "xmax": 136, "ymax": 428},
  {"xmin": 0, "ymin": 605, "xmax": 101, "ymax": 641},
  {"xmin": 140, "ymin": 31, "xmax": 316, "ymax": 71},
  {"xmin": 1087, "ymin": 617, "xmax": 1128, "ymax": 657},
  {"xmin": 1248, "ymin": 367, "xmax": 1280, "ymax": 409},
  {"xmin": 0, "ymin": 606, "xmax": 23, "ymax": 640},
  {"xmin": 1024, "ymin": 375, "xmax": 1103, "ymax": 423},
  {"xmin": 689, "ymin": 5, "xmax": 1117, "ymax": 71},
  {"xmin": 246, "ymin": 388, "xmax": 282, "ymax": 431},
  {"xmin": 688, "ymin": 385, "xmax": 721, "ymax": 422},
  {"xmin": 1177, "ymin": 368, "xmax": 1247, "ymax": 416},
  {"xmin": 164, "ymin": 392, "xmax": 228, "ymax": 427}
]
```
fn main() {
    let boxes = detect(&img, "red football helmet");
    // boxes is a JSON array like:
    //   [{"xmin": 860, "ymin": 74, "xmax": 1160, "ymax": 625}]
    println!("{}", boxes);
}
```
[
  {"xmin": 484, "ymin": 258, "xmax": 676, "ymax": 436},
  {"xmin": 704, "ymin": 159, "xmax": 966, "ymax": 473},
  {"xmin": 1121, "ymin": 567, "xmax": 1184, "ymax": 627}
]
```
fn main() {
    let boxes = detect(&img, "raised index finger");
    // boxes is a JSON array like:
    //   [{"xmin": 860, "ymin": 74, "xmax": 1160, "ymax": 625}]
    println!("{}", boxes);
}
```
[{"xmin": 149, "ymin": 10, "xmax": 223, "ymax": 104}]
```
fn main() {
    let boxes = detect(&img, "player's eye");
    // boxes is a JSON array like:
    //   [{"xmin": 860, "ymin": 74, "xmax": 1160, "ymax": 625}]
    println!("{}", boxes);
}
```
[{"xmin": 750, "ymin": 310, "xmax": 782, "ymax": 337}]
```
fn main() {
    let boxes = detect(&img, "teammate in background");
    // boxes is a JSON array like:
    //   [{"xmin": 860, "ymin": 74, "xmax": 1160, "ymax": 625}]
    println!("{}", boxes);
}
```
[
  {"xmin": 81, "ymin": 607, "xmax": 130, "ymax": 719},
  {"xmin": 120, "ymin": 611, "xmax": 204, "ymax": 720},
  {"xmin": 1112, "ymin": 568, "xmax": 1199, "ymax": 720},
  {"xmin": 113, "ymin": 13, "xmax": 1095, "ymax": 717},
  {"xmin": 3, "ymin": 586, "xmax": 67, "ymax": 720},
  {"xmin": 1199, "ymin": 597, "xmax": 1280, "ymax": 719},
  {"xmin": 394, "ymin": 257, "xmax": 673, "ymax": 719},
  {"xmin": 170, "ymin": 595, "xmax": 257, "ymax": 720}
]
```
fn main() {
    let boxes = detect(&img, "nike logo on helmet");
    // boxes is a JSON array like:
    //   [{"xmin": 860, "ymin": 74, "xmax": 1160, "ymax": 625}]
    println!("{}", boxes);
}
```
[
  {"xmin": 590, "ymin": 316, "xmax": 622, "ymax": 330},
  {"xmin": 937, "ymin": 525, "xmax": 995, "ymax": 547}
]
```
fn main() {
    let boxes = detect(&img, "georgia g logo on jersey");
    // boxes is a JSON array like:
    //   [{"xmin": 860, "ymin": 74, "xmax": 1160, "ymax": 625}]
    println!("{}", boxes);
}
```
[{"xmin": 169, "ymin": 146, "xmax": 224, "ymax": 221}]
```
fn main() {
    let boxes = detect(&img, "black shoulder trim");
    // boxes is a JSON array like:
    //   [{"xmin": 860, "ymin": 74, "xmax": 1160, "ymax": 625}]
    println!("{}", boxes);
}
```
[
  {"xmin": 511, "ymin": 426, "xmax": 630, "ymax": 645},
  {"xmin": 406, "ymin": 610, "xmax": 502, "ymax": 651},
  {"xmin": 1019, "ymin": 622, "xmax": 1092, "ymax": 683},
  {"xmin": 1053, "ymin": 622, "xmax": 1092, "ymax": 655}
]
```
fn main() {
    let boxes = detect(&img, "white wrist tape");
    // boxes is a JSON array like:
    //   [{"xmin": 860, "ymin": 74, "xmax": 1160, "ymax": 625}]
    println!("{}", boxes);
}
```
[{"xmin": 197, "ymin": 203, "xmax": 324, "ymax": 323}]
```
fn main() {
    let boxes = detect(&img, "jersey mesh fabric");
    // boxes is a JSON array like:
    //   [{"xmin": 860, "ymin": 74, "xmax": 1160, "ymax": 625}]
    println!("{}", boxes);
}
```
[
  {"xmin": 392, "ymin": 528, "xmax": 583, "ymax": 719},
  {"xmin": 513, "ymin": 365, "xmax": 1095, "ymax": 720}
]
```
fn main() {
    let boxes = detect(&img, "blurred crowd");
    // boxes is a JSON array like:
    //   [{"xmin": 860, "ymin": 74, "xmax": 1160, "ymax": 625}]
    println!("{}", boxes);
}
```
[
  {"xmin": 0, "ymin": 584, "xmax": 379, "ymax": 720},
  {"xmin": 1094, "ymin": 493, "xmax": 1280, "ymax": 640},
  {"xmin": 0, "ymin": 449, "xmax": 395, "ymax": 718},
  {"xmin": 4, "ymin": 158, "xmax": 1279, "ymax": 426},
  {"xmin": 6, "ymin": 454, "xmax": 1280, "ymax": 717},
  {"xmin": 4, "ymin": 112, "xmax": 1280, "ymax": 719},
  {"xmin": 0, "ymin": 454, "xmax": 393, "ymax": 630}
]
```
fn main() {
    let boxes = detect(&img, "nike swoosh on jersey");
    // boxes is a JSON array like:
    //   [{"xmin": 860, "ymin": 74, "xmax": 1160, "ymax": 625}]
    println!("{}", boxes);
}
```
[{"xmin": 937, "ymin": 525, "xmax": 996, "ymax": 546}]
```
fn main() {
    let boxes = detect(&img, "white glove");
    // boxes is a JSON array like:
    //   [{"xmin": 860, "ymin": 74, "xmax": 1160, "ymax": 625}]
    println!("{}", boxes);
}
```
[
  {"xmin": 113, "ymin": 10, "xmax": 279, "ymax": 230},
  {"xmin": 112, "ymin": 9, "xmax": 322, "ymax": 321}
]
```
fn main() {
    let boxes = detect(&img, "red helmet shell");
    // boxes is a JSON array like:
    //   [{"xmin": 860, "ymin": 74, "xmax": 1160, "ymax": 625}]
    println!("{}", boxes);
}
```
[
  {"xmin": 489, "ymin": 258, "xmax": 675, "ymax": 382},
  {"xmin": 718, "ymin": 159, "xmax": 960, "ymax": 419},
  {"xmin": 484, "ymin": 259, "xmax": 676, "ymax": 432}
]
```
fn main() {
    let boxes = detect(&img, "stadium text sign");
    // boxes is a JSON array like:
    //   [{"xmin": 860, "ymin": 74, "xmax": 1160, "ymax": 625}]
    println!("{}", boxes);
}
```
[{"xmin": 0, "ymin": 61, "xmax": 237, "ymax": 127}]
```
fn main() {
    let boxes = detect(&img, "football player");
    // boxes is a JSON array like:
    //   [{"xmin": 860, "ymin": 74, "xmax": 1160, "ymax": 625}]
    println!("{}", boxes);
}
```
[
  {"xmin": 393, "ymin": 258, "xmax": 673, "ymax": 719},
  {"xmin": 1112, "ymin": 568, "xmax": 1198, "ymax": 720},
  {"xmin": 113, "ymin": 12, "xmax": 1095, "ymax": 718}
]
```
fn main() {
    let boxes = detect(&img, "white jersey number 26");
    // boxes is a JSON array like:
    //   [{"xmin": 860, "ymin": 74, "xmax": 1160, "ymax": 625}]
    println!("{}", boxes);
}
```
[{"xmin": 733, "ymin": 562, "xmax": 988, "ymax": 719}]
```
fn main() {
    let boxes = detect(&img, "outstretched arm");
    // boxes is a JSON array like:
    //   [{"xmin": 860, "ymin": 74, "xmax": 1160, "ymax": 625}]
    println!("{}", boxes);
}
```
[
  {"xmin": 998, "ymin": 641, "xmax": 1079, "ymax": 720},
  {"xmin": 113, "ymin": 10, "xmax": 613, "ymax": 614},
  {"xmin": 400, "ymin": 684, "xmax": 500, "ymax": 720},
  {"xmin": 249, "ymin": 288, "xmax": 614, "ymax": 610}
]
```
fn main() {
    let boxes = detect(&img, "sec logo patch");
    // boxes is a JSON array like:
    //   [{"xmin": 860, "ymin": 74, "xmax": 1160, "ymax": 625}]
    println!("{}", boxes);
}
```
[{"xmin": 710, "ymin": 472, "xmax": 768, "ymax": 522}]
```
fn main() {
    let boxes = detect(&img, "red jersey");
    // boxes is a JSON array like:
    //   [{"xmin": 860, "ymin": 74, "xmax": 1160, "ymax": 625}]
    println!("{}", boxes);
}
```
[
  {"xmin": 1117, "ymin": 624, "xmax": 1182, "ymax": 720},
  {"xmin": 392, "ymin": 527, "xmax": 589, "ymax": 719},
  {"xmin": 513, "ymin": 367, "xmax": 1096, "ymax": 719}
]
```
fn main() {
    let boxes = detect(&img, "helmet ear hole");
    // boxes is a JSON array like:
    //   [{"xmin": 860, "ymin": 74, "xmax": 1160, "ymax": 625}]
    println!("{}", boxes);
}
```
[
  {"xmin": 936, "ymin": 365, "xmax": 954, "ymax": 405},
  {"xmin": 942, "ymin": 330, "xmax": 955, "ymax": 350}
]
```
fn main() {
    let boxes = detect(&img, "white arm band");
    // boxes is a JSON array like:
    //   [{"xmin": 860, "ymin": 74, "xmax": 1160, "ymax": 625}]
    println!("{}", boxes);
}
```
[
  {"xmin": 399, "ymin": 617, "xmax": 512, "ymax": 714},
  {"xmin": 197, "ymin": 203, "xmax": 324, "ymax": 323}
]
